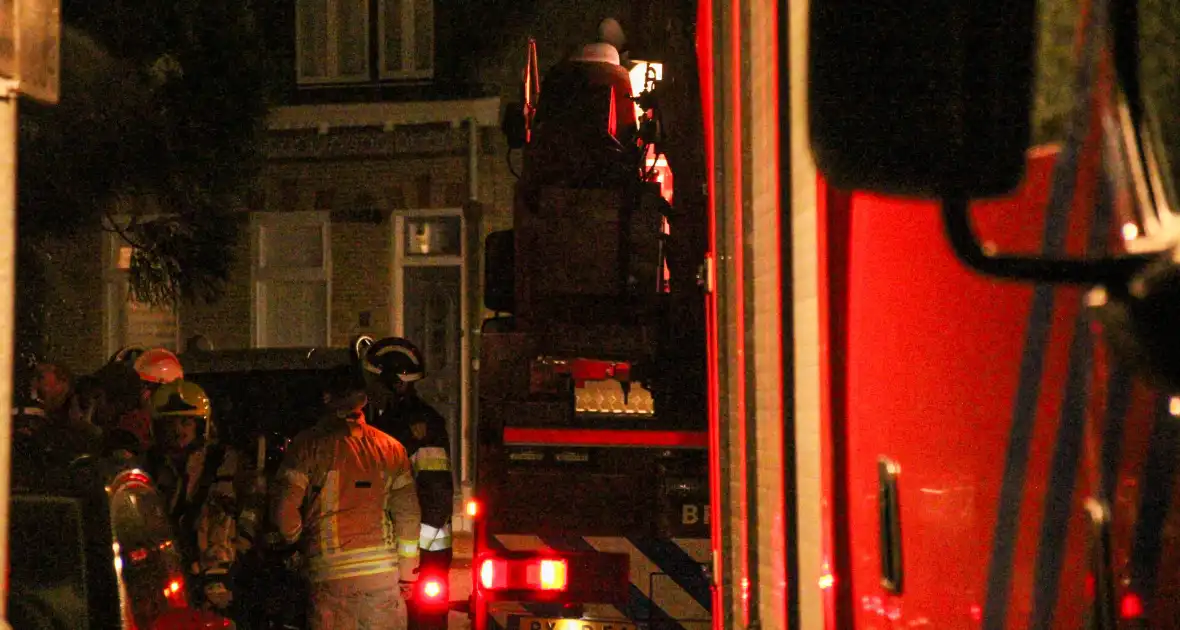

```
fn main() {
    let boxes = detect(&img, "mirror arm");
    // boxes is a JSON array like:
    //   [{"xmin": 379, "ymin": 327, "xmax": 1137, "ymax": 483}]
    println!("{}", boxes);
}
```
[{"xmin": 941, "ymin": 196, "xmax": 1152, "ymax": 288}]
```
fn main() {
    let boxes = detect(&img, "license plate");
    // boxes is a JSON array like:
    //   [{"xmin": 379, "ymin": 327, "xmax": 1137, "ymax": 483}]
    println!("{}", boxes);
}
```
[{"xmin": 516, "ymin": 616, "xmax": 638, "ymax": 630}]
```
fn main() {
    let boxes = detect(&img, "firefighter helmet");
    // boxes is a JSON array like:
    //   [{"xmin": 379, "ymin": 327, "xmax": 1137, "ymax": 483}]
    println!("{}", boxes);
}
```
[
  {"xmin": 150, "ymin": 380, "xmax": 211, "ymax": 419},
  {"xmin": 110, "ymin": 346, "xmax": 184, "ymax": 384},
  {"xmin": 151, "ymin": 380, "xmax": 214, "ymax": 444},
  {"xmin": 363, "ymin": 337, "xmax": 425, "ymax": 385}
]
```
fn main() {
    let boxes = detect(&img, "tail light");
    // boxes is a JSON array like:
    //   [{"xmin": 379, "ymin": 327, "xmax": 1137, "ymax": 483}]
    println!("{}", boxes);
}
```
[
  {"xmin": 465, "ymin": 500, "xmax": 480, "ymax": 518},
  {"xmin": 480, "ymin": 558, "xmax": 507, "ymax": 590},
  {"xmin": 415, "ymin": 574, "xmax": 449, "ymax": 614},
  {"xmin": 1121, "ymin": 592, "xmax": 1144, "ymax": 619},
  {"xmin": 422, "ymin": 579, "xmax": 444, "ymax": 600},
  {"xmin": 531, "ymin": 559, "xmax": 568, "ymax": 590},
  {"xmin": 478, "ymin": 557, "xmax": 568, "ymax": 592}
]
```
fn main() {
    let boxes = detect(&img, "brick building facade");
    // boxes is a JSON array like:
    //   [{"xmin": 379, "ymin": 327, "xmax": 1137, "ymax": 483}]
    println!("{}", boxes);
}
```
[{"xmin": 37, "ymin": 0, "xmax": 630, "ymax": 500}]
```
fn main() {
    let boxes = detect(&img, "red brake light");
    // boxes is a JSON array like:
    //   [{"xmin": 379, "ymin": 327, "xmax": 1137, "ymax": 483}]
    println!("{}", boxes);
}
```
[
  {"xmin": 528, "ymin": 559, "xmax": 568, "ymax": 591},
  {"xmin": 1121, "ymin": 592, "xmax": 1144, "ymax": 619},
  {"xmin": 466, "ymin": 500, "xmax": 480, "ymax": 518},
  {"xmin": 479, "ymin": 557, "xmax": 569, "ymax": 591},
  {"xmin": 422, "ymin": 578, "xmax": 444, "ymax": 600}
]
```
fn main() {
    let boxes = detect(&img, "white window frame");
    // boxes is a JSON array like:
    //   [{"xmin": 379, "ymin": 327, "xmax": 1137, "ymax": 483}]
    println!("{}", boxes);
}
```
[
  {"xmin": 295, "ymin": 0, "xmax": 372, "ymax": 85},
  {"xmin": 250, "ymin": 211, "xmax": 333, "ymax": 348},
  {"xmin": 102, "ymin": 226, "xmax": 181, "ymax": 356},
  {"xmin": 377, "ymin": 0, "xmax": 434, "ymax": 81}
]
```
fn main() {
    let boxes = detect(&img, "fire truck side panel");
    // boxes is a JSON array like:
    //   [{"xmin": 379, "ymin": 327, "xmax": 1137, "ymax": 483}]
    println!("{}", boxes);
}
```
[{"xmin": 823, "ymin": 146, "xmax": 1177, "ymax": 627}]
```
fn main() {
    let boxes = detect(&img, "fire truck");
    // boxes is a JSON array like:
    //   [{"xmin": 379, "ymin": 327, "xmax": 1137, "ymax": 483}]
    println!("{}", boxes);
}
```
[
  {"xmin": 471, "ymin": 1, "xmax": 1180, "ymax": 629},
  {"xmin": 471, "ymin": 24, "xmax": 712, "ymax": 630}
]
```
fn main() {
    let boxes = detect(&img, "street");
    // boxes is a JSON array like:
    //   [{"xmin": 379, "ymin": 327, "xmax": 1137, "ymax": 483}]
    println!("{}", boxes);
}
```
[{"xmin": 446, "ymin": 533, "xmax": 475, "ymax": 630}]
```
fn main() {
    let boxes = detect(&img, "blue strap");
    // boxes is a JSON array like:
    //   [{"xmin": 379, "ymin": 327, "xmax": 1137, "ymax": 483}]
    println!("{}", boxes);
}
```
[{"xmin": 981, "ymin": 2, "xmax": 1107, "ymax": 624}]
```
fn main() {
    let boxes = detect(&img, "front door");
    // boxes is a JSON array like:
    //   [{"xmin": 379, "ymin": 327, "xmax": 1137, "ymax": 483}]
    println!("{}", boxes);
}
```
[{"xmin": 394, "ymin": 211, "xmax": 466, "ymax": 487}]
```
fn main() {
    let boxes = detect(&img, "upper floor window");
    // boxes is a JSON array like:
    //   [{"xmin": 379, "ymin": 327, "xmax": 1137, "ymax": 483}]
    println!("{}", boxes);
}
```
[{"xmin": 296, "ymin": 0, "xmax": 434, "ymax": 85}]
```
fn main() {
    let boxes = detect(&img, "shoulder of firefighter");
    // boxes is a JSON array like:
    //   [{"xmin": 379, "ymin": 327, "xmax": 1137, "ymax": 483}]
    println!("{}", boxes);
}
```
[
  {"xmin": 380, "ymin": 398, "xmax": 455, "ymax": 552},
  {"xmin": 270, "ymin": 419, "xmax": 422, "ymax": 583},
  {"xmin": 192, "ymin": 445, "xmax": 256, "ymax": 606}
]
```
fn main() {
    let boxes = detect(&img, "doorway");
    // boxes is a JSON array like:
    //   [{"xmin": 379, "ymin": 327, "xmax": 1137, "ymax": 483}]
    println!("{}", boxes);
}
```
[{"xmin": 392, "ymin": 210, "xmax": 469, "ymax": 490}]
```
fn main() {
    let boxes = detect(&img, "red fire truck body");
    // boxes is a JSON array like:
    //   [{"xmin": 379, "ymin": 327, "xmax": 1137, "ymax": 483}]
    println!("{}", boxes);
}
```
[{"xmin": 470, "ymin": 1, "xmax": 1180, "ymax": 628}]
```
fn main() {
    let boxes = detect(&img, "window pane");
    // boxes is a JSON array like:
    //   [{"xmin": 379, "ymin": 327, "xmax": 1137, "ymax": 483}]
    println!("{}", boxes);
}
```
[
  {"xmin": 382, "ymin": 0, "xmax": 404, "ymax": 74},
  {"xmin": 297, "ymin": 0, "xmax": 329, "ymax": 79},
  {"xmin": 337, "ymin": 0, "xmax": 369, "ymax": 77},
  {"xmin": 110, "ymin": 278, "xmax": 178, "ymax": 351},
  {"xmin": 261, "ymin": 223, "xmax": 325, "ymax": 268},
  {"xmin": 116, "ymin": 245, "xmax": 133, "ymax": 270},
  {"xmin": 413, "ymin": 0, "xmax": 433, "ymax": 73},
  {"xmin": 263, "ymin": 281, "xmax": 327, "ymax": 347},
  {"xmin": 404, "ymin": 215, "xmax": 461, "ymax": 256}
]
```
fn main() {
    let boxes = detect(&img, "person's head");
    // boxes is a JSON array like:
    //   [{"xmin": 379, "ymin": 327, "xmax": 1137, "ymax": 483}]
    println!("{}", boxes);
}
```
[
  {"xmin": 150, "ymin": 380, "xmax": 211, "ymax": 452},
  {"xmin": 109, "ymin": 346, "xmax": 185, "ymax": 407},
  {"xmin": 33, "ymin": 363, "xmax": 73, "ymax": 413},
  {"xmin": 323, "ymin": 366, "xmax": 369, "ymax": 425},
  {"xmin": 361, "ymin": 337, "xmax": 425, "ymax": 402},
  {"xmin": 92, "ymin": 362, "xmax": 143, "ymax": 423},
  {"xmin": 597, "ymin": 17, "xmax": 626, "ymax": 55},
  {"xmin": 69, "ymin": 375, "xmax": 103, "ymax": 425}
]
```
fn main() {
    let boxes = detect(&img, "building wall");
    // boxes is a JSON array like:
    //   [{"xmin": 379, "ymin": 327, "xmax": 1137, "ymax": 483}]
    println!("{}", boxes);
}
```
[
  {"xmin": 39, "ymin": 231, "xmax": 105, "ymax": 373},
  {"xmin": 37, "ymin": 119, "xmax": 512, "ymax": 378},
  {"xmin": 181, "ymin": 220, "xmax": 253, "ymax": 351}
]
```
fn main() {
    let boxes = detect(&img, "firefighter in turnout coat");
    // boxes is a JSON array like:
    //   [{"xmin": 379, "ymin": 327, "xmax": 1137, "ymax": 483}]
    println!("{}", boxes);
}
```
[
  {"xmin": 271, "ymin": 372, "xmax": 422, "ymax": 630},
  {"xmin": 364, "ymin": 337, "xmax": 454, "ymax": 630},
  {"xmin": 146, "ymin": 380, "xmax": 255, "ymax": 618}
]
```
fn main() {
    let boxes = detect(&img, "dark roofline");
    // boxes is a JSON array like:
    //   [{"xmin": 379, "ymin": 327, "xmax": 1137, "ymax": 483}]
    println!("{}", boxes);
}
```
[{"xmin": 179, "ymin": 347, "xmax": 354, "ymax": 374}]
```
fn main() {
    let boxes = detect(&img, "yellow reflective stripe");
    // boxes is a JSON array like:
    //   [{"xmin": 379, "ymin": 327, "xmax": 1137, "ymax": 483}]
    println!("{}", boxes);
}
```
[
  {"xmin": 309, "ymin": 545, "xmax": 398, "ymax": 564},
  {"xmin": 382, "ymin": 474, "xmax": 396, "ymax": 546},
  {"xmin": 319, "ymin": 471, "xmax": 341, "ymax": 552},
  {"xmin": 411, "ymin": 447, "xmax": 450, "ymax": 473},
  {"xmin": 391, "ymin": 470, "xmax": 414, "ymax": 490},
  {"xmin": 414, "ymin": 458, "xmax": 450, "ymax": 472},
  {"xmin": 309, "ymin": 550, "xmax": 397, "ymax": 572},
  {"xmin": 279, "ymin": 467, "xmax": 309, "ymax": 490},
  {"xmin": 307, "ymin": 549, "xmax": 400, "ymax": 582},
  {"xmin": 309, "ymin": 562, "xmax": 399, "ymax": 583},
  {"xmin": 398, "ymin": 539, "xmax": 420, "ymax": 558}
]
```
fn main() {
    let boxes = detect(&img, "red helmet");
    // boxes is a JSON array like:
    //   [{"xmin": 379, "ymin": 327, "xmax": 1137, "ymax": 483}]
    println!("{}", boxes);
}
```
[{"xmin": 109, "ymin": 346, "xmax": 184, "ymax": 384}]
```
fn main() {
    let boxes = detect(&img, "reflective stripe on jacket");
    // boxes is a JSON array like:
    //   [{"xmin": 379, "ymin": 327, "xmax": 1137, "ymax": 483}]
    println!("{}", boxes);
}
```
[
  {"xmin": 147, "ymin": 444, "xmax": 254, "ymax": 586},
  {"xmin": 374, "ymin": 395, "xmax": 454, "ymax": 551},
  {"xmin": 271, "ymin": 416, "xmax": 421, "ymax": 583}
]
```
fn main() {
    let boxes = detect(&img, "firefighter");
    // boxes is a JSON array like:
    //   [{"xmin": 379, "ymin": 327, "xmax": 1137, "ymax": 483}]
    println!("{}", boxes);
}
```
[
  {"xmin": 107, "ymin": 346, "xmax": 186, "ymax": 452},
  {"xmin": 364, "ymin": 337, "xmax": 454, "ymax": 630},
  {"xmin": 271, "ymin": 368, "xmax": 422, "ymax": 630},
  {"xmin": 145, "ymin": 379, "xmax": 255, "ymax": 621}
]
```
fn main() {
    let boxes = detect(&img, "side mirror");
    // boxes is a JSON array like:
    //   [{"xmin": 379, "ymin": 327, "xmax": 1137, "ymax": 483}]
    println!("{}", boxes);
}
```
[
  {"xmin": 809, "ymin": 1, "xmax": 1037, "ymax": 198},
  {"xmin": 808, "ymin": 0, "xmax": 1154, "ymax": 288},
  {"xmin": 484, "ymin": 230, "xmax": 515, "ymax": 312}
]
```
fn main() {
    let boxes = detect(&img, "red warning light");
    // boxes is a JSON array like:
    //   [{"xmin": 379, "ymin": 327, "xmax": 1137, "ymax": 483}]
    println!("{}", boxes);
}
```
[
  {"xmin": 422, "ymin": 578, "xmax": 444, "ymax": 601},
  {"xmin": 1120, "ymin": 592, "xmax": 1144, "ymax": 619}
]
